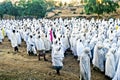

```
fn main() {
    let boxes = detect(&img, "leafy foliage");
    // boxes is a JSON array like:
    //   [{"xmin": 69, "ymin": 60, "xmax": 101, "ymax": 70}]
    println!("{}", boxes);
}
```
[
  {"xmin": 0, "ymin": 0, "xmax": 52, "ymax": 18},
  {"xmin": 16, "ymin": 0, "xmax": 48, "ymax": 18},
  {"xmin": 0, "ymin": 1, "xmax": 17, "ymax": 17},
  {"xmin": 84, "ymin": 0, "xmax": 119, "ymax": 15}
]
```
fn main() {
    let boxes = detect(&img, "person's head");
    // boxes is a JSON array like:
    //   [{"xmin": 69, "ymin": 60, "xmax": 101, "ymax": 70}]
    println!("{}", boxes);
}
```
[
  {"xmin": 110, "ymin": 48, "xmax": 115, "ymax": 54},
  {"xmin": 55, "ymin": 41, "xmax": 58, "ymax": 44},
  {"xmin": 65, "ymin": 25, "xmax": 67, "ymax": 27},
  {"xmin": 45, "ymin": 35, "xmax": 47, "ymax": 38},
  {"xmin": 111, "ymin": 43, "xmax": 117, "ymax": 48},
  {"xmin": 13, "ymin": 30, "xmax": 15, "ymax": 33},
  {"xmin": 38, "ymin": 31, "xmax": 40, "ymax": 34},
  {"xmin": 38, "ymin": 35, "xmax": 40, "ymax": 38},
  {"xmin": 60, "ymin": 35, "xmax": 62, "ymax": 38},
  {"xmin": 30, "ymin": 35, "xmax": 32, "ymax": 38},
  {"xmin": 84, "ymin": 47, "xmax": 90, "ymax": 53},
  {"xmin": 98, "ymin": 44, "xmax": 103, "ymax": 49},
  {"xmin": 63, "ymin": 35, "xmax": 65, "ymax": 38},
  {"xmin": 59, "ymin": 42, "xmax": 61, "ymax": 45},
  {"xmin": 58, "ymin": 38, "xmax": 60, "ymax": 41},
  {"xmin": 80, "ymin": 39, "xmax": 82, "ymax": 42},
  {"xmin": 33, "ymin": 34, "xmax": 35, "ymax": 36}
]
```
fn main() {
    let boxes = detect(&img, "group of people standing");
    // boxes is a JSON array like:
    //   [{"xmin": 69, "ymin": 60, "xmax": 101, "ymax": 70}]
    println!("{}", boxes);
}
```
[{"xmin": 0, "ymin": 17, "xmax": 120, "ymax": 80}]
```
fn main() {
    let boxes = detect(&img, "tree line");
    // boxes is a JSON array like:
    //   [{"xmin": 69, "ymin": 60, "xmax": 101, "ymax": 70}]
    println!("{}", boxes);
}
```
[
  {"xmin": 84, "ymin": 0, "xmax": 119, "ymax": 15},
  {"xmin": 0, "ymin": 0, "xmax": 55, "ymax": 18}
]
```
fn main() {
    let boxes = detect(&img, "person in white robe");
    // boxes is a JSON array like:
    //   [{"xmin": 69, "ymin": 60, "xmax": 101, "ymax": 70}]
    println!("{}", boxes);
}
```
[
  {"xmin": 77, "ymin": 39, "xmax": 84, "ymax": 61},
  {"xmin": 43, "ymin": 35, "xmax": 51, "ymax": 51},
  {"xmin": 52, "ymin": 40, "xmax": 64, "ymax": 75},
  {"xmin": 6, "ymin": 28, "xmax": 12, "ymax": 41},
  {"xmin": 105, "ymin": 48, "xmax": 116, "ymax": 79},
  {"xmin": 10, "ymin": 30, "xmax": 18, "ymax": 52},
  {"xmin": 103, "ymin": 39, "xmax": 110, "ymax": 54},
  {"xmin": 19, "ymin": 28, "xmax": 24, "ymax": 40},
  {"xmin": 114, "ymin": 46, "xmax": 120, "ymax": 71},
  {"xmin": 112, "ymin": 58, "xmax": 120, "ymax": 80},
  {"xmin": 0, "ymin": 29, "xmax": 3, "ymax": 43},
  {"xmin": 35, "ymin": 35, "xmax": 48, "ymax": 61},
  {"xmin": 92, "ymin": 42, "xmax": 105, "ymax": 72},
  {"xmin": 89, "ymin": 34, "xmax": 98, "ymax": 61},
  {"xmin": 60, "ymin": 35, "xmax": 70, "ymax": 52},
  {"xmin": 27, "ymin": 35, "xmax": 37, "ymax": 55},
  {"xmin": 80, "ymin": 47, "xmax": 91, "ymax": 80},
  {"xmin": 23, "ymin": 30, "xmax": 29, "ymax": 43},
  {"xmin": 70, "ymin": 32, "xmax": 78, "ymax": 58},
  {"xmin": 16, "ymin": 30, "xmax": 22, "ymax": 46}
]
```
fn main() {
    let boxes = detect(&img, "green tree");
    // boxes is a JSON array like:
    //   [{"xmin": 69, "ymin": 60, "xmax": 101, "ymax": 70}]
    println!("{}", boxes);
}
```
[
  {"xmin": 0, "ymin": 3, "xmax": 5, "ymax": 18},
  {"xmin": 15, "ymin": 0, "xmax": 30, "ymax": 17},
  {"xmin": 46, "ymin": 0, "xmax": 55, "ymax": 12},
  {"xmin": 27, "ymin": 0, "xmax": 48, "ymax": 18},
  {"xmin": 0, "ymin": 0, "xmax": 51, "ymax": 18},
  {"xmin": 16, "ymin": 0, "xmax": 48, "ymax": 18},
  {"xmin": 0, "ymin": 1, "xmax": 15, "ymax": 17},
  {"xmin": 84, "ymin": 0, "xmax": 119, "ymax": 17}
]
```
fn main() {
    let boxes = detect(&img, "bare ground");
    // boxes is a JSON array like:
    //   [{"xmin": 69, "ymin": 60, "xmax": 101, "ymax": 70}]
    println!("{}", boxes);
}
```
[{"xmin": 0, "ymin": 37, "xmax": 109, "ymax": 80}]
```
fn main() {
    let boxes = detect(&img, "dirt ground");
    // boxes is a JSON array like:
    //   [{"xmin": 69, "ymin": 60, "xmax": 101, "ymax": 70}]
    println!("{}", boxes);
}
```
[{"xmin": 0, "ymin": 37, "xmax": 109, "ymax": 80}]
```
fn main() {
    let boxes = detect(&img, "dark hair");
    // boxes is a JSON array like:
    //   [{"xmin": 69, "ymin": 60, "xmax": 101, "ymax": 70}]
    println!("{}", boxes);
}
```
[
  {"xmin": 13, "ymin": 30, "xmax": 15, "ymax": 33},
  {"xmin": 58, "ymin": 38, "xmax": 60, "ymax": 41},
  {"xmin": 30, "ymin": 35, "xmax": 32, "ymax": 38},
  {"xmin": 80, "ymin": 39, "xmax": 82, "ymax": 42},
  {"xmin": 38, "ymin": 35, "xmax": 40, "ymax": 38},
  {"xmin": 65, "ymin": 25, "xmax": 67, "ymax": 27},
  {"xmin": 55, "ymin": 41, "xmax": 58, "ymax": 44}
]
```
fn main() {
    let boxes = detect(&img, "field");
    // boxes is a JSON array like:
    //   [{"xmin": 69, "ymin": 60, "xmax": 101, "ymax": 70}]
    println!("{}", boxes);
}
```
[{"xmin": 0, "ymin": 37, "xmax": 109, "ymax": 80}]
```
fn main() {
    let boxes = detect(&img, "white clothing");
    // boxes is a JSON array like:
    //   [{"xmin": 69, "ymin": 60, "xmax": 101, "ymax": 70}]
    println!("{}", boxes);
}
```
[
  {"xmin": 10, "ymin": 32, "xmax": 18, "ymax": 47},
  {"xmin": 105, "ymin": 48, "xmax": 116, "ymax": 78},
  {"xmin": 80, "ymin": 48, "xmax": 91, "ymax": 80}
]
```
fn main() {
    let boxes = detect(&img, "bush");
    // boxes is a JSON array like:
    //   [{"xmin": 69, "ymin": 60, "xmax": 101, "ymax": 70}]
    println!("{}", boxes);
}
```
[
  {"xmin": 84, "ymin": 0, "xmax": 119, "ymax": 16},
  {"xmin": 0, "ymin": 0, "xmax": 50, "ymax": 18}
]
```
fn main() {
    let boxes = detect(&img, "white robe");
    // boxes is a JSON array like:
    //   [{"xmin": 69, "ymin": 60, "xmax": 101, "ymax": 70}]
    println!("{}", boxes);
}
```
[
  {"xmin": 35, "ymin": 37, "xmax": 45, "ymax": 51},
  {"xmin": 19, "ymin": 29, "xmax": 24, "ymax": 40},
  {"xmin": 115, "ymin": 47, "xmax": 120, "ymax": 70},
  {"xmin": 76, "ymin": 39, "xmax": 84, "ymax": 60},
  {"xmin": 112, "ymin": 58, "xmax": 120, "ymax": 80},
  {"xmin": 23, "ymin": 31, "xmax": 28, "ymax": 42},
  {"xmin": 6, "ymin": 29, "xmax": 12, "ymax": 41},
  {"xmin": 0, "ymin": 30, "xmax": 3, "ymax": 42},
  {"xmin": 10, "ymin": 32, "xmax": 18, "ymax": 47},
  {"xmin": 16, "ymin": 32, "xmax": 22, "ymax": 45},
  {"xmin": 60, "ymin": 36, "xmax": 70, "ymax": 52},
  {"xmin": 105, "ymin": 49, "xmax": 116, "ymax": 78},
  {"xmin": 70, "ymin": 35, "xmax": 77, "ymax": 56},
  {"xmin": 52, "ymin": 44, "xmax": 64, "ymax": 67},
  {"xmin": 80, "ymin": 48, "xmax": 91, "ymax": 80},
  {"xmin": 92, "ymin": 44, "xmax": 105, "ymax": 72},
  {"xmin": 89, "ymin": 36, "xmax": 98, "ymax": 50},
  {"xmin": 43, "ymin": 37, "xmax": 51, "ymax": 51},
  {"xmin": 27, "ymin": 37, "xmax": 36, "ymax": 54}
]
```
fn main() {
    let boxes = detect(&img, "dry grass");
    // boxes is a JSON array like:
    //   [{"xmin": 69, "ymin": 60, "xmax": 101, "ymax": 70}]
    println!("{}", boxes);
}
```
[
  {"xmin": 46, "ymin": 5, "xmax": 120, "ymax": 19},
  {"xmin": 0, "ymin": 37, "xmax": 109, "ymax": 80}
]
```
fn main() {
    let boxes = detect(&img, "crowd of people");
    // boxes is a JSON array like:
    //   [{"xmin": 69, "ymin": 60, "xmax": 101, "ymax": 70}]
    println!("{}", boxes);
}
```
[{"xmin": 0, "ymin": 17, "xmax": 120, "ymax": 80}]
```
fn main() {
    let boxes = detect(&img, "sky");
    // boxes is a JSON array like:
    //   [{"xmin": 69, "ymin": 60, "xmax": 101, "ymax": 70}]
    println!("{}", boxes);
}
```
[{"xmin": 0, "ymin": 0, "xmax": 4, "ymax": 2}]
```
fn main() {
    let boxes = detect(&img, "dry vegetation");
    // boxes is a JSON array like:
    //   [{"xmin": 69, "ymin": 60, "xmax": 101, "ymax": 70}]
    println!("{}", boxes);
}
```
[{"xmin": 46, "ymin": 4, "xmax": 120, "ymax": 19}]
